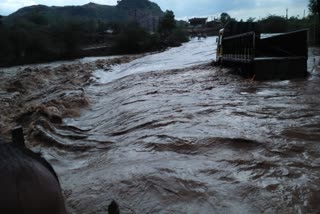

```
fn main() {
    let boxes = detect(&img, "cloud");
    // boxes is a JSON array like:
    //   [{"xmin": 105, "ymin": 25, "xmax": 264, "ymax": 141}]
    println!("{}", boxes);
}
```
[
  {"xmin": 155, "ymin": 0, "xmax": 309, "ymax": 20},
  {"xmin": 0, "ymin": 0, "xmax": 36, "ymax": 15}
]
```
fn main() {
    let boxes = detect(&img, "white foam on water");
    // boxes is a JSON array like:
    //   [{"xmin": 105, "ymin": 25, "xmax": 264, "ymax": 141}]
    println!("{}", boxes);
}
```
[{"xmin": 95, "ymin": 37, "xmax": 217, "ymax": 83}]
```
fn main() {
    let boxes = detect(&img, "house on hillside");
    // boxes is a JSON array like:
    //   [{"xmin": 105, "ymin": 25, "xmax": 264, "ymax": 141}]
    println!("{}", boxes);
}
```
[
  {"xmin": 206, "ymin": 20, "xmax": 223, "ymax": 30},
  {"xmin": 188, "ymin": 17, "xmax": 222, "ymax": 37},
  {"xmin": 189, "ymin": 18, "xmax": 207, "ymax": 28}
]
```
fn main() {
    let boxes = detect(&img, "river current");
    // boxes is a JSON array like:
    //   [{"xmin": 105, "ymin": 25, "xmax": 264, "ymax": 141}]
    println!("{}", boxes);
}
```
[{"xmin": 30, "ymin": 37, "xmax": 320, "ymax": 213}]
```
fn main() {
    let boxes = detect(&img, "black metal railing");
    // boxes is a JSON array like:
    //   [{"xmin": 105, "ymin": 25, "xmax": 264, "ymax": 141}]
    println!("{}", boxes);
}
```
[{"xmin": 222, "ymin": 31, "xmax": 255, "ymax": 63}]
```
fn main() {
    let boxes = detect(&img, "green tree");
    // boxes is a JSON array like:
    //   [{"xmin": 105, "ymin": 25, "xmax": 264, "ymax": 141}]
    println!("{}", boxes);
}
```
[
  {"xmin": 62, "ymin": 21, "xmax": 84, "ymax": 56},
  {"xmin": 114, "ymin": 23, "xmax": 147, "ymax": 53},
  {"xmin": 158, "ymin": 10, "xmax": 188, "ymax": 47},
  {"xmin": 246, "ymin": 17, "xmax": 256, "ymax": 22},
  {"xmin": 220, "ymin": 13, "xmax": 231, "ymax": 25},
  {"xmin": 165, "ymin": 28, "xmax": 189, "ymax": 47},
  {"xmin": 158, "ymin": 10, "xmax": 176, "ymax": 35},
  {"xmin": 309, "ymin": 0, "xmax": 320, "ymax": 45},
  {"xmin": 0, "ymin": 16, "xmax": 11, "ymax": 61},
  {"xmin": 117, "ymin": 0, "xmax": 150, "ymax": 9},
  {"xmin": 258, "ymin": 15, "xmax": 287, "ymax": 33},
  {"xmin": 28, "ymin": 12, "xmax": 48, "ymax": 25},
  {"xmin": 10, "ymin": 28, "xmax": 28, "ymax": 59},
  {"xmin": 309, "ymin": 0, "xmax": 320, "ymax": 14}
]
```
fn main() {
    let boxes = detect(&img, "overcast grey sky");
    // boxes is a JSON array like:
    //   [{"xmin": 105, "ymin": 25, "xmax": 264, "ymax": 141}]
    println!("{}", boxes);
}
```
[{"xmin": 0, "ymin": 0, "xmax": 309, "ymax": 20}]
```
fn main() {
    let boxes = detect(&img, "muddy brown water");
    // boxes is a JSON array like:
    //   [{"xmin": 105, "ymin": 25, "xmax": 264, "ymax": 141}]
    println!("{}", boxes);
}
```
[{"xmin": 2, "ymin": 38, "xmax": 320, "ymax": 213}]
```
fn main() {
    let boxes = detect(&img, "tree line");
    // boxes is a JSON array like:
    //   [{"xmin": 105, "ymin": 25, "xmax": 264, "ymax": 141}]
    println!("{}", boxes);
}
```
[
  {"xmin": 0, "ymin": 0, "xmax": 318, "ymax": 67},
  {"xmin": 0, "ymin": 10, "xmax": 188, "ymax": 67},
  {"xmin": 219, "ymin": 0, "xmax": 319, "ymax": 45}
]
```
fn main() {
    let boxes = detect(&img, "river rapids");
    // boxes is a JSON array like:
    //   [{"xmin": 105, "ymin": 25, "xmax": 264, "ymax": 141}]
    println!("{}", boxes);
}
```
[{"xmin": 1, "ymin": 37, "xmax": 320, "ymax": 214}]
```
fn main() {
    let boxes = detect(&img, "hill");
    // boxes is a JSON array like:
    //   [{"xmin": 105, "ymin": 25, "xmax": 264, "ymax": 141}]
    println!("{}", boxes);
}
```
[
  {"xmin": 0, "ymin": 1, "xmax": 190, "ymax": 67},
  {"xmin": 5, "ymin": 0, "xmax": 163, "ymax": 30}
]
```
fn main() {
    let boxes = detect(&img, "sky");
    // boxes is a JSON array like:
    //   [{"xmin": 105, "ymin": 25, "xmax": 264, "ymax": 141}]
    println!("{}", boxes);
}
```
[{"xmin": 0, "ymin": 0, "xmax": 310, "ymax": 21}]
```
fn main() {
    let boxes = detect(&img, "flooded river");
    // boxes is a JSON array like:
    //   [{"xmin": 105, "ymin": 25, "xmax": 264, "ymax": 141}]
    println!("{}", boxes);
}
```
[{"xmin": 6, "ymin": 37, "xmax": 320, "ymax": 213}]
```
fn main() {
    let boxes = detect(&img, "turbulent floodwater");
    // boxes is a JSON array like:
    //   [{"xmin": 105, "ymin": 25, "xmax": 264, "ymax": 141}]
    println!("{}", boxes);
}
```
[{"xmin": 32, "ymin": 38, "xmax": 320, "ymax": 214}]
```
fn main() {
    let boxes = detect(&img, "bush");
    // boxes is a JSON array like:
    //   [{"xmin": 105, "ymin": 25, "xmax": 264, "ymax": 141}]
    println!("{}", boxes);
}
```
[
  {"xmin": 165, "ymin": 28, "xmax": 189, "ymax": 47},
  {"xmin": 158, "ymin": 10, "xmax": 189, "ymax": 47},
  {"xmin": 158, "ymin": 10, "xmax": 176, "ymax": 36},
  {"xmin": 258, "ymin": 15, "xmax": 287, "ymax": 33},
  {"xmin": 113, "ymin": 23, "xmax": 161, "ymax": 53}
]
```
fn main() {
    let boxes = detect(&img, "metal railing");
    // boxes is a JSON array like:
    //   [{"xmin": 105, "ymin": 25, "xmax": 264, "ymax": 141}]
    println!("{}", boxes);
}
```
[{"xmin": 222, "ymin": 31, "xmax": 255, "ymax": 63}]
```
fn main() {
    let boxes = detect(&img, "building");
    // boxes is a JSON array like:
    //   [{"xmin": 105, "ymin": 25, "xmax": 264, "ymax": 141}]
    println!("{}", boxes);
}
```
[
  {"xmin": 189, "ymin": 18, "xmax": 207, "ymax": 27},
  {"xmin": 206, "ymin": 20, "xmax": 223, "ymax": 30},
  {"xmin": 187, "ymin": 17, "xmax": 222, "ymax": 37}
]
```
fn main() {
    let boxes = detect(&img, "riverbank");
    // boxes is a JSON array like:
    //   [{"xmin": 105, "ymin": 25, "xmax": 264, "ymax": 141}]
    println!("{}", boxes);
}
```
[{"xmin": 0, "ymin": 55, "xmax": 143, "ymax": 142}]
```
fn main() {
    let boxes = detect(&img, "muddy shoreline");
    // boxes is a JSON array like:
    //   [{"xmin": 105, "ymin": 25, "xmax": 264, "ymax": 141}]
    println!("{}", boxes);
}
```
[{"xmin": 0, "ymin": 55, "xmax": 142, "ymax": 142}]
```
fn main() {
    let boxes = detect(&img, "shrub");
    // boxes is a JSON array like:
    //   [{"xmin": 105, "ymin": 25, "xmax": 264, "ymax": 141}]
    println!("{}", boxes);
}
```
[
  {"xmin": 113, "ymin": 23, "xmax": 161, "ymax": 53},
  {"xmin": 165, "ymin": 28, "xmax": 189, "ymax": 47}
]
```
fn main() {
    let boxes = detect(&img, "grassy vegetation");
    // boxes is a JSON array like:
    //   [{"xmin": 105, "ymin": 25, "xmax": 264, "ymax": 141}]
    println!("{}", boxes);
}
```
[{"xmin": 0, "ymin": 9, "xmax": 189, "ymax": 67}]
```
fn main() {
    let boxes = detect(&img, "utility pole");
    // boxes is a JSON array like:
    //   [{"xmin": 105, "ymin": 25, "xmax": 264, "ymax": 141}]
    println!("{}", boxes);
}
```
[{"xmin": 286, "ymin": 8, "xmax": 289, "ymax": 31}]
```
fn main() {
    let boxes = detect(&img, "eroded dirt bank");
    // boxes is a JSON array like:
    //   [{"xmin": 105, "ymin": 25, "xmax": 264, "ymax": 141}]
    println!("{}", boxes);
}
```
[
  {"xmin": 1, "ymin": 38, "xmax": 320, "ymax": 214},
  {"xmin": 0, "ymin": 55, "xmax": 141, "ymax": 142}
]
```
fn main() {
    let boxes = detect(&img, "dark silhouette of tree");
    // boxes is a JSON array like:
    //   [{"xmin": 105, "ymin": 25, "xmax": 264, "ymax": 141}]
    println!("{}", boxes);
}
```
[
  {"xmin": 246, "ymin": 17, "xmax": 256, "ymax": 22},
  {"xmin": 220, "ymin": 13, "xmax": 231, "ymax": 25},
  {"xmin": 117, "ymin": 0, "xmax": 150, "ymax": 8},
  {"xmin": 219, "ymin": 13, "xmax": 237, "ymax": 26},
  {"xmin": 309, "ymin": 0, "xmax": 320, "ymax": 45},
  {"xmin": 114, "ymin": 23, "xmax": 149, "ymax": 53},
  {"xmin": 157, "ymin": 10, "xmax": 188, "ymax": 47},
  {"xmin": 258, "ymin": 15, "xmax": 287, "ymax": 33},
  {"xmin": 158, "ymin": 10, "xmax": 176, "ymax": 35},
  {"xmin": 309, "ymin": 0, "xmax": 320, "ymax": 14},
  {"xmin": 61, "ymin": 22, "xmax": 83, "ymax": 56},
  {"xmin": 28, "ymin": 12, "xmax": 48, "ymax": 26}
]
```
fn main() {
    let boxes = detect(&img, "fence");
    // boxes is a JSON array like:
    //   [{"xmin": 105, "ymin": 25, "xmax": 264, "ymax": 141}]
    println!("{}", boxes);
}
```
[{"xmin": 221, "ymin": 31, "xmax": 256, "ymax": 63}]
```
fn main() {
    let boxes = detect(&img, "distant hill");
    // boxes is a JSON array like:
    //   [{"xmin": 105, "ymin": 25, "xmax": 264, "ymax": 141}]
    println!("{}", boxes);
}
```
[{"xmin": 6, "ymin": 0, "xmax": 164, "ymax": 30}]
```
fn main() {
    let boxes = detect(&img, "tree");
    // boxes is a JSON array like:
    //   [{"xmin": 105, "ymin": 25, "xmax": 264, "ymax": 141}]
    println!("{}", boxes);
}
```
[
  {"xmin": 220, "ymin": 13, "xmax": 231, "ymax": 25},
  {"xmin": 247, "ymin": 17, "xmax": 256, "ymax": 22},
  {"xmin": 309, "ymin": 0, "xmax": 320, "ymax": 14},
  {"xmin": 157, "ymin": 10, "xmax": 188, "ymax": 47},
  {"xmin": 62, "ymin": 21, "xmax": 84, "ymax": 56},
  {"xmin": 309, "ymin": 0, "xmax": 320, "ymax": 45},
  {"xmin": 158, "ymin": 10, "xmax": 176, "ymax": 35},
  {"xmin": 28, "ymin": 12, "xmax": 48, "ymax": 26},
  {"xmin": 117, "ymin": 0, "xmax": 150, "ymax": 9},
  {"xmin": 113, "ymin": 22, "xmax": 156, "ymax": 53},
  {"xmin": 0, "ymin": 15, "xmax": 11, "ymax": 60},
  {"xmin": 258, "ymin": 15, "xmax": 287, "ymax": 33}
]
